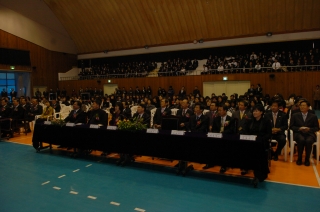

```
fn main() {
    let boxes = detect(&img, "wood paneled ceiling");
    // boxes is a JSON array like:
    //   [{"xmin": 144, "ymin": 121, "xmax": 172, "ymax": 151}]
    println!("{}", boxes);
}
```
[{"xmin": 44, "ymin": 0, "xmax": 320, "ymax": 54}]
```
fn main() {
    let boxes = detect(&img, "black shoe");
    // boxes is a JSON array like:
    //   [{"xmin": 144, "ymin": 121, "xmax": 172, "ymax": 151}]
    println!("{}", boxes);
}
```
[
  {"xmin": 240, "ymin": 169, "xmax": 248, "ymax": 175},
  {"xmin": 273, "ymin": 154, "xmax": 278, "ymax": 161},
  {"xmin": 220, "ymin": 167, "xmax": 226, "ymax": 173},
  {"xmin": 304, "ymin": 161, "xmax": 310, "ymax": 166},
  {"xmin": 296, "ymin": 159, "xmax": 302, "ymax": 165}
]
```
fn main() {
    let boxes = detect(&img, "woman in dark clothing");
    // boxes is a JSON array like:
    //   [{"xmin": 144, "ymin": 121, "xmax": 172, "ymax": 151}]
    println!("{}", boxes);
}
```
[{"xmin": 241, "ymin": 104, "xmax": 272, "ymax": 187}]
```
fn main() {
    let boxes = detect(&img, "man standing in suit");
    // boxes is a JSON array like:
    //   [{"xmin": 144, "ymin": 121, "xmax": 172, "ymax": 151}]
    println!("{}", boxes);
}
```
[
  {"xmin": 206, "ymin": 102, "xmax": 218, "ymax": 132},
  {"xmin": 210, "ymin": 105, "xmax": 236, "ymax": 171},
  {"xmin": 290, "ymin": 100, "xmax": 319, "ymax": 166},
  {"xmin": 188, "ymin": 103, "xmax": 209, "ymax": 133},
  {"xmin": 232, "ymin": 100, "xmax": 252, "ymax": 132},
  {"xmin": 264, "ymin": 101, "xmax": 288, "ymax": 161},
  {"xmin": 178, "ymin": 86, "xmax": 186, "ymax": 98},
  {"xmin": 247, "ymin": 85, "xmax": 256, "ymax": 96},
  {"xmin": 176, "ymin": 99, "xmax": 193, "ymax": 130},
  {"xmin": 153, "ymin": 99, "xmax": 171, "ymax": 129},
  {"xmin": 10, "ymin": 88, "xmax": 17, "ymax": 100},
  {"xmin": 87, "ymin": 99, "xmax": 108, "ymax": 126},
  {"xmin": 64, "ymin": 101, "xmax": 86, "ymax": 124}
]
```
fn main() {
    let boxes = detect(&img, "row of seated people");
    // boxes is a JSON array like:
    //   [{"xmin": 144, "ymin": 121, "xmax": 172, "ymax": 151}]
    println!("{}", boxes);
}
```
[
  {"xmin": 77, "ymin": 48, "xmax": 319, "ymax": 79},
  {"xmin": 205, "ymin": 49, "xmax": 320, "ymax": 74},
  {"xmin": 78, "ymin": 61, "xmax": 157, "ymax": 79},
  {"xmin": 55, "ymin": 95, "xmax": 318, "ymax": 179}
]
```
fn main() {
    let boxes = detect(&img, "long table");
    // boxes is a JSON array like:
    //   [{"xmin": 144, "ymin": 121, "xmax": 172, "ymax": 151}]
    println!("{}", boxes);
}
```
[{"xmin": 32, "ymin": 124, "xmax": 269, "ymax": 182}]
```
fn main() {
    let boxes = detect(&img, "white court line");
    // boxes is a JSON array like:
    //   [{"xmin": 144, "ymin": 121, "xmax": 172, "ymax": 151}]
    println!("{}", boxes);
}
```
[
  {"xmin": 110, "ymin": 201, "xmax": 120, "ymax": 206},
  {"xmin": 134, "ymin": 207, "xmax": 146, "ymax": 212},
  {"xmin": 87, "ymin": 195, "xmax": 97, "ymax": 200},
  {"xmin": 85, "ymin": 164, "xmax": 92, "ymax": 167},
  {"xmin": 70, "ymin": 191, "xmax": 78, "ymax": 195},
  {"xmin": 53, "ymin": 186, "xmax": 61, "ymax": 190},
  {"xmin": 311, "ymin": 158, "xmax": 320, "ymax": 187},
  {"xmin": 265, "ymin": 180, "xmax": 320, "ymax": 189},
  {"xmin": 58, "ymin": 175, "xmax": 66, "ymax": 178},
  {"xmin": 41, "ymin": 181, "xmax": 50, "ymax": 185},
  {"xmin": 73, "ymin": 169, "xmax": 80, "ymax": 172}
]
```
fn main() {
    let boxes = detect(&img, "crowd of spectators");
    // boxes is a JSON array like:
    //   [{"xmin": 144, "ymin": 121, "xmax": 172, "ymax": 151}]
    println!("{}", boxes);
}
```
[
  {"xmin": 202, "ymin": 49, "xmax": 320, "ymax": 74},
  {"xmin": 78, "ymin": 61, "xmax": 157, "ymax": 79},
  {"xmin": 158, "ymin": 58, "xmax": 198, "ymax": 76}
]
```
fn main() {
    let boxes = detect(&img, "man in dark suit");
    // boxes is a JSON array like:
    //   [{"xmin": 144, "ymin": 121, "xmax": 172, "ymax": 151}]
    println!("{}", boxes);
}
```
[
  {"xmin": 209, "ymin": 105, "xmax": 236, "ymax": 171},
  {"xmin": 153, "ymin": 99, "xmax": 171, "ymax": 129},
  {"xmin": 10, "ymin": 88, "xmax": 17, "ymax": 99},
  {"xmin": 206, "ymin": 102, "xmax": 218, "ymax": 132},
  {"xmin": 132, "ymin": 104, "xmax": 150, "ymax": 128},
  {"xmin": 10, "ymin": 99, "xmax": 25, "ymax": 133},
  {"xmin": 87, "ymin": 99, "xmax": 108, "ymax": 126},
  {"xmin": 51, "ymin": 99, "xmax": 61, "ymax": 113},
  {"xmin": 0, "ymin": 99, "xmax": 12, "ymax": 118},
  {"xmin": 188, "ymin": 103, "xmax": 209, "ymax": 133},
  {"xmin": 1, "ymin": 89, "xmax": 8, "ymax": 98},
  {"xmin": 232, "ymin": 100, "xmax": 252, "ymax": 132},
  {"xmin": 247, "ymin": 85, "xmax": 256, "ymax": 96},
  {"xmin": 264, "ymin": 101, "xmax": 288, "ymax": 161},
  {"xmin": 176, "ymin": 98, "xmax": 193, "ymax": 130},
  {"xmin": 193, "ymin": 86, "xmax": 200, "ymax": 97},
  {"xmin": 27, "ymin": 98, "xmax": 43, "ymax": 120},
  {"xmin": 178, "ymin": 86, "xmax": 186, "ymax": 98},
  {"xmin": 290, "ymin": 100, "xmax": 319, "ymax": 166},
  {"xmin": 122, "ymin": 102, "xmax": 132, "ymax": 119},
  {"xmin": 64, "ymin": 101, "xmax": 86, "ymax": 124}
]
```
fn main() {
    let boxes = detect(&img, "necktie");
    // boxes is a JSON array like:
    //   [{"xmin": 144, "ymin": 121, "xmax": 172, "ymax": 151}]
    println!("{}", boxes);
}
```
[
  {"xmin": 220, "ymin": 117, "xmax": 225, "ymax": 132},
  {"xmin": 273, "ymin": 113, "xmax": 277, "ymax": 127},
  {"xmin": 303, "ymin": 114, "xmax": 307, "ymax": 122},
  {"xmin": 240, "ymin": 111, "xmax": 243, "ymax": 119},
  {"xmin": 183, "ymin": 109, "xmax": 186, "ymax": 116}
]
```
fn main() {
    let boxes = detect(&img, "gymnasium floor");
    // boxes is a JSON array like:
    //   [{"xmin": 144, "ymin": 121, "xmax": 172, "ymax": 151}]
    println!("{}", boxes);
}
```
[{"xmin": 1, "ymin": 131, "xmax": 320, "ymax": 212}]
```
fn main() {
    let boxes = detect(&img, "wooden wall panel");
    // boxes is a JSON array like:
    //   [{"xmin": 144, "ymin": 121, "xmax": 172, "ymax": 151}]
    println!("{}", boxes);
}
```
[
  {"xmin": 0, "ymin": 29, "xmax": 77, "ymax": 91},
  {"xmin": 58, "ymin": 72, "xmax": 320, "ymax": 103}
]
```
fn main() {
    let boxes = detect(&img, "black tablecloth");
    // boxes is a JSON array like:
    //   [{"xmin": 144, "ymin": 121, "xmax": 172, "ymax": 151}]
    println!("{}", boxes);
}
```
[{"xmin": 32, "ymin": 124, "xmax": 269, "ymax": 181}]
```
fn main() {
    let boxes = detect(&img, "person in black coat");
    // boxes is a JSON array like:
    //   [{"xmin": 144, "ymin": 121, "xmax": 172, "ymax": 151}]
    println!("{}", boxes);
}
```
[
  {"xmin": 188, "ymin": 103, "xmax": 209, "ymax": 133},
  {"xmin": 110, "ymin": 103, "xmax": 125, "ymax": 126},
  {"xmin": 290, "ymin": 100, "xmax": 319, "ymax": 166},
  {"xmin": 122, "ymin": 102, "xmax": 132, "ymax": 119},
  {"xmin": 153, "ymin": 98, "xmax": 171, "ymax": 128},
  {"xmin": 178, "ymin": 86, "xmax": 187, "ymax": 98},
  {"xmin": 64, "ymin": 101, "xmax": 87, "ymax": 124},
  {"xmin": 264, "ymin": 101, "xmax": 288, "ymax": 161},
  {"xmin": 51, "ymin": 99, "xmax": 61, "ymax": 113},
  {"xmin": 26, "ymin": 98, "xmax": 43, "ymax": 122},
  {"xmin": 10, "ymin": 99, "xmax": 25, "ymax": 132},
  {"xmin": 176, "ymin": 99, "xmax": 193, "ymax": 130},
  {"xmin": 240, "ymin": 104, "xmax": 272, "ymax": 181},
  {"xmin": 87, "ymin": 99, "xmax": 108, "ymax": 126},
  {"xmin": 132, "ymin": 104, "xmax": 151, "ymax": 128}
]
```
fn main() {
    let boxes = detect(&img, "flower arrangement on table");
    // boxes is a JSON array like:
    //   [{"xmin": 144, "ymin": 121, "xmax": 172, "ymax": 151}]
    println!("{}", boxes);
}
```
[
  {"xmin": 117, "ymin": 117, "xmax": 147, "ymax": 131},
  {"xmin": 51, "ymin": 116, "xmax": 66, "ymax": 127}
]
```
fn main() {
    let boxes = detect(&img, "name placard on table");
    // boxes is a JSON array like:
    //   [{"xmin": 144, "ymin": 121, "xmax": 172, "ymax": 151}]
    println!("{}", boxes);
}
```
[
  {"xmin": 107, "ymin": 126, "xmax": 118, "ymax": 130},
  {"xmin": 66, "ymin": 123, "xmax": 75, "ymax": 127},
  {"xmin": 207, "ymin": 132, "xmax": 222, "ymax": 138},
  {"xmin": 171, "ymin": 130, "xmax": 185, "ymax": 136},
  {"xmin": 240, "ymin": 135, "xmax": 257, "ymax": 141},
  {"xmin": 89, "ymin": 124, "xmax": 99, "ymax": 129},
  {"xmin": 147, "ymin": 128, "xmax": 159, "ymax": 134},
  {"xmin": 44, "ymin": 121, "xmax": 51, "ymax": 125}
]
